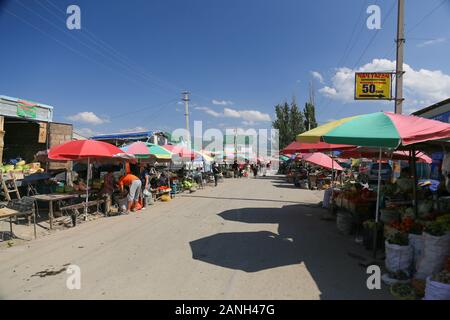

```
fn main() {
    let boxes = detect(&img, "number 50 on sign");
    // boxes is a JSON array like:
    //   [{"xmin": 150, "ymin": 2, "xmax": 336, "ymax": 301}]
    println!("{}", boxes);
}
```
[{"xmin": 354, "ymin": 72, "xmax": 393, "ymax": 100}]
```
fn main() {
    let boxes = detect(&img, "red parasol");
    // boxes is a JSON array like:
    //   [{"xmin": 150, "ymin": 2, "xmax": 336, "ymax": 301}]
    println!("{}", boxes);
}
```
[
  {"xmin": 48, "ymin": 140, "xmax": 126, "ymax": 160},
  {"xmin": 302, "ymin": 152, "xmax": 344, "ymax": 171},
  {"xmin": 282, "ymin": 141, "xmax": 355, "ymax": 154},
  {"xmin": 339, "ymin": 149, "xmax": 432, "ymax": 164},
  {"xmin": 162, "ymin": 144, "xmax": 195, "ymax": 160}
]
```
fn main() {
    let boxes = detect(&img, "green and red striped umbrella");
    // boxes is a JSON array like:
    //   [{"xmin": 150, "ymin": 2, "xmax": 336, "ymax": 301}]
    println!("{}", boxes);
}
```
[{"xmin": 297, "ymin": 112, "xmax": 450, "ymax": 149}]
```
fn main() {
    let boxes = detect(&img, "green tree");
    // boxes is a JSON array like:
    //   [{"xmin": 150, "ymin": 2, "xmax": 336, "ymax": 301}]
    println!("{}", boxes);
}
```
[
  {"xmin": 303, "ymin": 102, "xmax": 317, "ymax": 131},
  {"xmin": 289, "ymin": 97, "xmax": 305, "ymax": 141},
  {"xmin": 272, "ymin": 101, "xmax": 292, "ymax": 149}
]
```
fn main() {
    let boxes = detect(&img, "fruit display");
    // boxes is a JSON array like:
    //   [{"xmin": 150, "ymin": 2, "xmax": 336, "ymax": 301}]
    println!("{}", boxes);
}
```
[{"xmin": 1, "ymin": 161, "xmax": 44, "ymax": 175}]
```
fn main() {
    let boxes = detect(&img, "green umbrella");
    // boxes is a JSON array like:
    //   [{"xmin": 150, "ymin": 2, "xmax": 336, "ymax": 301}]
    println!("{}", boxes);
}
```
[{"xmin": 121, "ymin": 142, "xmax": 172, "ymax": 160}]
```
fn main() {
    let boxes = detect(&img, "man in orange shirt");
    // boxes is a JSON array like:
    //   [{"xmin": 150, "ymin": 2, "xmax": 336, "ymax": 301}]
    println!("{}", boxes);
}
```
[{"xmin": 118, "ymin": 173, "xmax": 142, "ymax": 213}]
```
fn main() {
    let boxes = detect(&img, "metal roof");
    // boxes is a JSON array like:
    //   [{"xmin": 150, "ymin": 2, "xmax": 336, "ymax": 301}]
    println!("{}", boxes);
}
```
[
  {"xmin": 0, "ymin": 95, "xmax": 54, "ymax": 110},
  {"xmin": 91, "ymin": 131, "xmax": 164, "ymax": 140},
  {"xmin": 412, "ymin": 97, "xmax": 450, "ymax": 116}
]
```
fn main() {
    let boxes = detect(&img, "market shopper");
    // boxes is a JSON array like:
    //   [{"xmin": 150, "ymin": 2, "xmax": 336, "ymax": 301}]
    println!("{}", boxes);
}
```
[
  {"xmin": 251, "ymin": 164, "xmax": 258, "ymax": 178},
  {"xmin": 140, "ymin": 164, "xmax": 151, "ymax": 191},
  {"xmin": 140, "ymin": 164, "xmax": 153, "ymax": 204},
  {"xmin": 212, "ymin": 162, "xmax": 220, "ymax": 187},
  {"xmin": 118, "ymin": 173, "xmax": 142, "ymax": 213},
  {"xmin": 232, "ymin": 160, "xmax": 239, "ymax": 178}
]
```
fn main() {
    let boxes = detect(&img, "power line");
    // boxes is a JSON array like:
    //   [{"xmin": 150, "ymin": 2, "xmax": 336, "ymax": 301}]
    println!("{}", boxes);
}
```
[
  {"xmin": 352, "ymin": 1, "xmax": 396, "ymax": 69},
  {"xmin": 42, "ymin": 0, "xmax": 218, "ymax": 105},
  {"xmin": 337, "ymin": 0, "xmax": 369, "ymax": 67},
  {"xmin": 406, "ymin": 0, "xmax": 448, "ymax": 34},
  {"xmin": 16, "ymin": 0, "xmax": 179, "ymax": 97},
  {"xmin": 41, "ymin": 0, "xmax": 183, "ymax": 95}
]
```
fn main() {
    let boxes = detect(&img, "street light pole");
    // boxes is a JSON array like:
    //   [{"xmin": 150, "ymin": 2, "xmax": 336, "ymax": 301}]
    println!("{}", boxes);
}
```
[
  {"xmin": 394, "ymin": 0, "xmax": 405, "ymax": 114},
  {"xmin": 182, "ymin": 91, "xmax": 190, "ymax": 148}
]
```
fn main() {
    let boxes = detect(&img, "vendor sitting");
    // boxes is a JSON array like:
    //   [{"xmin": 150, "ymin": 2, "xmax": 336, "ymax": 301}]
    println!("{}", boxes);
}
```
[
  {"xmin": 118, "ymin": 173, "xmax": 142, "ymax": 214},
  {"xmin": 99, "ymin": 169, "xmax": 115, "ymax": 197},
  {"xmin": 72, "ymin": 172, "xmax": 88, "ymax": 192}
]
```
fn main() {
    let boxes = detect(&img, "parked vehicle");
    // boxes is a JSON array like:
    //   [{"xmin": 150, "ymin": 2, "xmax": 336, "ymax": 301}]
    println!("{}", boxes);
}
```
[
  {"xmin": 368, "ymin": 162, "xmax": 393, "ymax": 182},
  {"xmin": 358, "ymin": 161, "xmax": 372, "ymax": 175}
]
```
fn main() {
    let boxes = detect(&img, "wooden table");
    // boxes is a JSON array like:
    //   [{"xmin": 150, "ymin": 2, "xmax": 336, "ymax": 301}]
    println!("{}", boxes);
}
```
[
  {"xmin": 0, "ymin": 207, "xmax": 19, "ymax": 239},
  {"xmin": 31, "ymin": 194, "xmax": 80, "ymax": 230},
  {"xmin": 0, "ymin": 206, "xmax": 37, "ymax": 240}
]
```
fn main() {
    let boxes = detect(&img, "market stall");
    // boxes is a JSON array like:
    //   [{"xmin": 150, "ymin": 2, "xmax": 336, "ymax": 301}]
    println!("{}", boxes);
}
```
[
  {"xmin": 47, "ymin": 140, "xmax": 135, "ymax": 223},
  {"xmin": 298, "ymin": 111, "xmax": 450, "ymax": 299}
]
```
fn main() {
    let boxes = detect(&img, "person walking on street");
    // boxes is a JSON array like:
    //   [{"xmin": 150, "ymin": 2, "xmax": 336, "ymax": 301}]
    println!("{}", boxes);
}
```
[
  {"xmin": 232, "ymin": 160, "xmax": 239, "ymax": 178},
  {"xmin": 212, "ymin": 162, "xmax": 220, "ymax": 187},
  {"xmin": 251, "ymin": 164, "xmax": 258, "ymax": 178}
]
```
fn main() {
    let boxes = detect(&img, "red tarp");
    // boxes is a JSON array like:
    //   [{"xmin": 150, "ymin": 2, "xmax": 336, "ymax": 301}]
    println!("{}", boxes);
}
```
[{"xmin": 282, "ymin": 141, "xmax": 355, "ymax": 154}]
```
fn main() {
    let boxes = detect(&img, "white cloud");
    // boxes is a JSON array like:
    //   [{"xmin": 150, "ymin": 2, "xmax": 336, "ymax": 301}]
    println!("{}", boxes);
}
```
[
  {"xmin": 223, "ymin": 107, "xmax": 242, "ymax": 118},
  {"xmin": 195, "ymin": 106, "xmax": 222, "ymax": 117},
  {"xmin": 119, "ymin": 126, "xmax": 148, "ymax": 133},
  {"xmin": 212, "ymin": 99, "xmax": 234, "ymax": 106},
  {"xmin": 197, "ymin": 106, "xmax": 271, "ymax": 122},
  {"xmin": 311, "ymin": 71, "xmax": 324, "ymax": 84},
  {"xmin": 67, "ymin": 112, "xmax": 107, "ymax": 125},
  {"xmin": 417, "ymin": 38, "xmax": 446, "ymax": 48},
  {"xmin": 235, "ymin": 109, "xmax": 271, "ymax": 122},
  {"xmin": 318, "ymin": 58, "xmax": 450, "ymax": 107},
  {"xmin": 74, "ymin": 127, "xmax": 98, "ymax": 137},
  {"xmin": 242, "ymin": 120, "xmax": 255, "ymax": 126}
]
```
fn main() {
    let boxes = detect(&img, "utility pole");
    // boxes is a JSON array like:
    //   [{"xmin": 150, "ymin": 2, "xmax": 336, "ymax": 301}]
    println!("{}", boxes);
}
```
[
  {"xmin": 182, "ymin": 91, "xmax": 190, "ymax": 147},
  {"xmin": 308, "ymin": 81, "xmax": 315, "ymax": 131},
  {"xmin": 394, "ymin": 0, "xmax": 405, "ymax": 114}
]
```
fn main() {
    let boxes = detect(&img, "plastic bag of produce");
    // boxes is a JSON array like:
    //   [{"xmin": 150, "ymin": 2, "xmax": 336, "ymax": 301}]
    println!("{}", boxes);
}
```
[
  {"xmin": 385, "ymin": 240, "xmax": 413, "ymax": 274},
  {"xmin": 408, "ymin": 233, "xmax": 424, "ymax": 271},
  {"xmin": 416, "ymin": 232, "xmax": 450, "ymax": 280},
  {"xmin": 322, "ymin": 188, "xmax": 332, "ymax": 208},
  {"xmin": 336, "ymin": 211, "xmax": 353, "ymax": 235},
  {"xmin": 423, "ymin": 276, "xmax": 450, "ymax": 300},
  {"xmin": 380, "ymin": 209, "xmax": 400, "ymax": 224}
]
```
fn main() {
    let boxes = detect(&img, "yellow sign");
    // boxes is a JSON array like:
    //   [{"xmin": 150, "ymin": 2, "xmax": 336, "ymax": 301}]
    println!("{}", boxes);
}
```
[{"xmin": 355, "ymin": 72, "xmax": 392, "ymax": 100}]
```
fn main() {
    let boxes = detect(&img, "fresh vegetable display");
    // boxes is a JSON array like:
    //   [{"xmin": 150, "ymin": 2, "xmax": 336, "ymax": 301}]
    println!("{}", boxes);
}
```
[
  {"xmin": 424, "ymin": 221, "xmax": 448, "ymax": 237},
  {"xmin": 386, "ymin": 231, "xmax": 409, "ymax": 246},
  {"xmin": 390, "ymin": 283, "xmax": 416, "ymax": 300},
  {"xmin": 389, "ymin": 270, "xmax": 410, "ymax": 281},
  {"xmin": 390, "ymin": 217, "xmax": 423, "ymax": 235},
  {"xmin": 436, "ymin": 214, "xmax": 450, "ymax": 231},
  {"xmin": 432, "ymin": 270, "xmax": 450, "ymax": 284}
]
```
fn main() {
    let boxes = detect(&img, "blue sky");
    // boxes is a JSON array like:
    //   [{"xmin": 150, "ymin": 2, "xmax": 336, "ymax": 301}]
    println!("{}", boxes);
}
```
[{"xmin": 1, "ymin": 0, "xmax": 450, "ymax": 137}]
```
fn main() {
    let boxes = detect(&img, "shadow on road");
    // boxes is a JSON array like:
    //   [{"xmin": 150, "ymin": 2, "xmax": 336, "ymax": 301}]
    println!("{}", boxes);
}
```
[
  {"xmin": 180, "ymin": 194, "xmax": 316, "ymax": 205},
  {"xmin": 189, "ymin": 204, "xmax": 389, "ymax": 300}
]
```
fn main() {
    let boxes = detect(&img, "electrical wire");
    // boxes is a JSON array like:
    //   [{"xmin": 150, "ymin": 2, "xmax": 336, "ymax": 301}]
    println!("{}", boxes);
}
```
[
  {"xmin": 406, "ymin": 0, "xmax": 448, "ymax": 34},
  {"xmin": 15, "ymin": 0, "xmax": 178, "ymax": 97},
  {"xmin": 41, "ymin": 0, "xmax": 183, "ymax": 95}
]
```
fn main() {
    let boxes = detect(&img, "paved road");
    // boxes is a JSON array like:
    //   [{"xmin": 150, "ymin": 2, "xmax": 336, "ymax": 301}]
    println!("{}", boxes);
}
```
[{"xmin": 0, "ymin": 176, "xmax": 391, "ymax": 299}]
